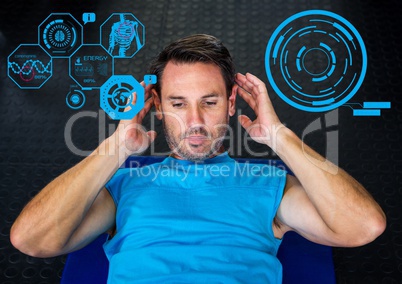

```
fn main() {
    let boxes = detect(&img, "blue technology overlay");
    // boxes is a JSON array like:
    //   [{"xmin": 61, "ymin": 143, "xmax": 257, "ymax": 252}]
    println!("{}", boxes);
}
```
[
  {"xmin": 66, "ymin": 85, "xmax": 86, "ymax": 110},
  {"xmin": 344, "ymin": 101, "xmax": 391, "ymax": 116},
  {"xmin": 100, "ymin": 75, "xmax": 144, "ymax": 120},
  {"xmin": 39, "ymin": 13, "xmax": 83, "ymax": 58},
  {"xmin": 265, "ymin": 10, "xmax": 368, "ymax": 112},
  {"xmin": 100, "ymin": 13, "xmax": 145, "ymax": 58},
  {"xmin": 7, "ymin": 44, "xmax": 52, "ymax": 89},
  {"xmin": 83, "ymin": 13, "xmax": 96, "ymax": 25},
  {"xmin": 69, "ymin": 44, "xmax": 113, "ymax": 88},
  {"xmin": 8, "ymin": 11, "xmax": 147, "ymax": 116},
  {"xmin": 144, "ymin": 74, "xmax": 157, "ymax": 86}
]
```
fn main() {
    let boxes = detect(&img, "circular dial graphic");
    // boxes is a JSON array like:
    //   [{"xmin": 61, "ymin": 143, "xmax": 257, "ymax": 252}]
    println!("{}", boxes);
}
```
[
  {"xmin": 100, "ymin": 75, "xmax": 144, "ymax": 120},
  {"xmin": 42, "ymin": 17, "xmax": 78, "ymax": 56},
  {"xmin": 265, "ymin": 10, "xmax": 367, "ymax": 112},
  {"xmin": 107, "ymin": 82, "xmax": 134, "ymax": 112},
  {"xmin": 47, "ymin": 23, "xmax": 73, "ymax": 49},
  {"xmin": 66, "ymin": 90, "xmax": 86, "ymax": 109}
]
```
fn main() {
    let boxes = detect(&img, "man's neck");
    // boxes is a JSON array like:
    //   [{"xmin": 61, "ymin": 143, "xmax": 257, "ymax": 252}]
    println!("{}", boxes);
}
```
[{"xmin": 169, "ymin": 146, "xmax": 226, "ymax": 161}]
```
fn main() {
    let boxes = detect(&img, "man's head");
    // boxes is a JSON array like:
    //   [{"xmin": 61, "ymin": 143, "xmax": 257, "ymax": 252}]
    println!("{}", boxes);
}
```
[
  {"xmin": 149, "ymin": 34, "xmax": 237, "ymax": 161},
  {"xmin": 149, "ymin": 34, "xmax": 235, "ymax": 98}
]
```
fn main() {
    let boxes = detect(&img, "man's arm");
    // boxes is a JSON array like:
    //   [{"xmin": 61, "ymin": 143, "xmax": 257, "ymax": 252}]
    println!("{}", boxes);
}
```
[
  {"xmin": 235, "ymin": 72, "xmax": 386, "ymax": 247},
  {"xmin": 10, "ymin": 86, "xmax": 156, "ymax": 258}
]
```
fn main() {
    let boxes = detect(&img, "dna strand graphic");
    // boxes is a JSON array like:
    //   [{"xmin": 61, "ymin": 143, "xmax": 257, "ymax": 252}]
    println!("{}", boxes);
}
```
[
  {"xmin": 8, "ymin": 60, "xmax": 52, "ymax": 75},
  {"xmin": 8, "ymin": 59, "xmax": 52, "ymax": 82}
]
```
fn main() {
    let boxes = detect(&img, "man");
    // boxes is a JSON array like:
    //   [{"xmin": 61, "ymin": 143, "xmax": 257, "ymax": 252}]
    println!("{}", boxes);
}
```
[{"xmin": 11, "ymin": 34, "xmax": 386, "ymax": 283}]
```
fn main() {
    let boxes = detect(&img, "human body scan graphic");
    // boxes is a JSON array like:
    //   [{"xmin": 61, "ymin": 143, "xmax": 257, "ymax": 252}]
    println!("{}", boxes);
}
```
[{"xmin": 101, "ymin": 13, "xmax": 145, "ymax": 58}]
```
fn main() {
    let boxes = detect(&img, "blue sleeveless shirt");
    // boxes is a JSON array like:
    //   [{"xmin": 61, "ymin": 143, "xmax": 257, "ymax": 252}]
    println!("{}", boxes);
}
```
[{"xmin": 104, "ymin": 153, "xmax": 287, "ymax": 283}]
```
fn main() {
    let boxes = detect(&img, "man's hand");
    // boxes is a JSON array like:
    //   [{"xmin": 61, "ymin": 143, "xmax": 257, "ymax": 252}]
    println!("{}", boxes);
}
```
[
  {"xmin": 235, "ymin": 72, "xmax": 284, "ymax": 151},
  {"xmin": 113, "ymin": 82, "xmax": 157, "ymax": 158}
]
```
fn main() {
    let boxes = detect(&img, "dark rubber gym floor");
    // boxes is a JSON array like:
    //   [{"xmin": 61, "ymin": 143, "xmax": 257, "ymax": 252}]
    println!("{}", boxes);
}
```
[{"xmin": 0, "ymin": 0, "xmax": 401, "ymax": 283}]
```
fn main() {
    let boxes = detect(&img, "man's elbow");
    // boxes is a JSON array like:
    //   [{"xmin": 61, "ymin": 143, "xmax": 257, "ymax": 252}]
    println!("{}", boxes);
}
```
[
  {"xmin": 10, "ymin": 225, "xmax": 39, "ymax": 257},
  {"xmin": 346, "ymin": 212, "xmax": 387, "ymax": 247},
  {"xmin": 365, "ymin": 212, "xmax": 387, "ymax": 244},
  {"xmin": 10, "ymin": 224, "xmax": 62, "ymax": 258}
]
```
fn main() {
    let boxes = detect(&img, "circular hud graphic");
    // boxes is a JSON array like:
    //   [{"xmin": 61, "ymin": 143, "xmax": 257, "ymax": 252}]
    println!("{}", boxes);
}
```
[
  {"xmin": 100, "ymin": 75, "xmax": 144, "ymax": 120},
  {"xmin": 40, "ymin": 14, "xmax": 81, "ymax": 57},
  {"xmin": 265, "ymin": 10, "xmax": 367, "ymax": 112},
  {"xmin": 45, "ymin": 21, "xmax": 74, "ymax": 50},
  {"xmin": 66, "ymin": 90, "xmax": 86, "ymax": 109}
]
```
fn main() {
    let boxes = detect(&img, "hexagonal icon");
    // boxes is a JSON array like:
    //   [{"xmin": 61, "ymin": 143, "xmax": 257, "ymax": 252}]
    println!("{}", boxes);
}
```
[
  {"xmin": 100, "ymin": 75, "xmax": 144, "ymax": 120},
  {"xmin": 69, "ymin": 44, "xmax": 113, "ymax": 89},
  {"xmin": 39, "ymin": 13, "xmax": 83, "ymax": 58},
  {"xmin": 7, "ymin": 44, "xmax": 52, "ymax": 89},
  {"xmin": 100, "ymin": 13, "xmax": 145, "ymax": 58}
]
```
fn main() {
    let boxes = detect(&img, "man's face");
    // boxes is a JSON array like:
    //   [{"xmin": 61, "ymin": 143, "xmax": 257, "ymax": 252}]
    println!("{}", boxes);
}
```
[{"xmin": 154, "ymin": 61, "xmax": 236, "ymax": 161}]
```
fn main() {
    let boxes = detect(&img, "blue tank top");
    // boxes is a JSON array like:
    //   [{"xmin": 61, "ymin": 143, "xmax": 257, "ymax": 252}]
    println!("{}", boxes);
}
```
[{"xmin": 104, "ymin": 153, "xmax": 287, "ymax": 283}]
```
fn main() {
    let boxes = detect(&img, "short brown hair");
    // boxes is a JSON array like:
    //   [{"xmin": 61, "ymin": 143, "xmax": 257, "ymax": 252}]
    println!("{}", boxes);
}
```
[{"xmin": 149, "ymin": 34, "xmax": 235, "ymax": 97}]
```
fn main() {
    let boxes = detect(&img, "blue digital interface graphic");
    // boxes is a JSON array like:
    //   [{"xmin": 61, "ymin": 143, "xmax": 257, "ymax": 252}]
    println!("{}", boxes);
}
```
[
  {"xmin": 100, "ymin": 75, "xmax": 144, "ymax": 120},
  {"xmin": 8, "ymin": 12, "xmax": 148, "ymax": 118},
  {"xmin": 69, "ymin": 44, "xmax": 113, "ymax": 89},
  {"xmin": 265, "ymin": 10, "xmax": 390, "ymax": 115},
  {"xmin": 144, "ymin": 74, "xmax": 157, "ymax": 86},
  {"xmin": 7, "ymin": 44, "xmax": 52, "ymax": 89},
  {"xmin": 66, "ymin": 86, "xmax": 86, "ymax": 110},
  {"xmin": 39, "ymin": 13, "xmax": 83, "ymax": 58},
  {"xmin": 100, "ymin": 13, "xmax": 145, "ymax": 58},
  {"xmin": 82, "ymin": 13, "xmax": 96, "ymax": 25}
]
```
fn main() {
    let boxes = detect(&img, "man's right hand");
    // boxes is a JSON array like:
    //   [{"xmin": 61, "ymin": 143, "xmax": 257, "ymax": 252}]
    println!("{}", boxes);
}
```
[{"xmin": 112, "ymin": 82, "xmax": 157, "ymax": 160}]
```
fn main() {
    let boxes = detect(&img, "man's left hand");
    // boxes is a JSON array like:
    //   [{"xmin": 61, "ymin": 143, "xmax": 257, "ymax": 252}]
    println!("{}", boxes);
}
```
[{"xmin": 235, "ymin": 72, "xmax": 284, "ymax": 150}]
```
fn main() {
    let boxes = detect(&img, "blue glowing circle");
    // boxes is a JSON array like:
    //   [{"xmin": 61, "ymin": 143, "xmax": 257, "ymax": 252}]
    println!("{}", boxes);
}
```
[
  {"xmin": 66, "ymin": 90, "xmax": 85, "ymax": 109},
  {"xmin": 302, "ymin": 48, "xmax": 330, "ymax": 76},
  {"xmin": 46, "ymin": 23, "xmax": 73, "ymax": 49},
  {"xmin": 39, "ymin": 13, "xmax": 83, "ymax": 58},
  {"xmin": 71, "ymin": 94, "xmax": 80, "ymax": 104},
  {"xmin": 265, "ymin": 10, "xmax": 367, "ymax": 112},
  {"xmin": 100, "ymin": 75, "xmax": 144, "ymax": 120}
]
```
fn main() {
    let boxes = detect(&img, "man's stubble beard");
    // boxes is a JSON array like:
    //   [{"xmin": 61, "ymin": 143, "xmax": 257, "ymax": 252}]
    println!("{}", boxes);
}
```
[{"xmin": 162, "ymin": 118, "xmax": 229, "ymax": 161}]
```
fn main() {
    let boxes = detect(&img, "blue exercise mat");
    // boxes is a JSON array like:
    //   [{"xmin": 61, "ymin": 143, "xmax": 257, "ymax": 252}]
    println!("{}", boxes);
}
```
[{"xmin": 61, "ymin": 232, "xmax": 335, "ymax": 284}]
